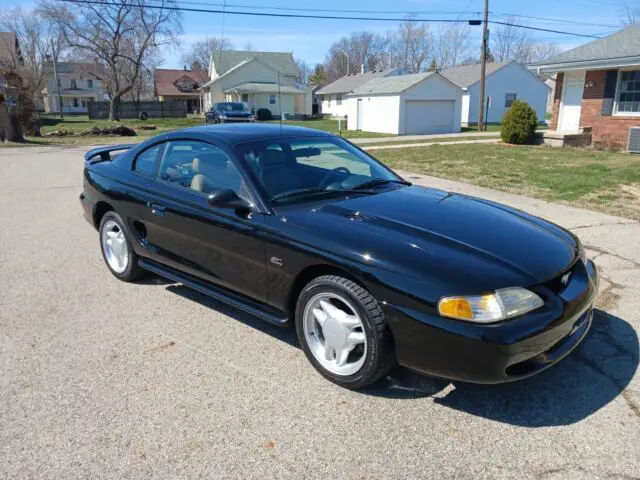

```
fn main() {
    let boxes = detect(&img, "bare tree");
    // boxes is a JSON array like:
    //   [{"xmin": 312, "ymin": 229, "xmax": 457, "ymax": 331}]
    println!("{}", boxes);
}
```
[
  {"xmin": 324, "ymin": 31, "xmax": 390, "ymax": 80},
  {"xmin": 0, "ymin": 7, "xmax": 65, "ymax": 108},
  {"xmin": 491, "ymin": 17, "xmax": 531, "ymax": 63},
  {"xmin": 244, "ymin": 42, "xmax": 255, "ymax": 52},
  {"xmin": 182, "ymin": 37, "xmax": 232, "ymax": 72},
  {"xmin": 42, "ymin": 0, "xmax": 182, "ymax": 120},
  {"xmin": 436, "ymin": 24, "xmax": 471, "ymax": 69},
  {"xmin": 623, "ymin": 6, "xmax": 638, "ymax": 25},
  {"xmin": 294, "ymin": 58, "xmax": 312, "ymax": 85},
  {"xmin": 391, "ymin": 17, "xmax": 434, "ymax": 73}
]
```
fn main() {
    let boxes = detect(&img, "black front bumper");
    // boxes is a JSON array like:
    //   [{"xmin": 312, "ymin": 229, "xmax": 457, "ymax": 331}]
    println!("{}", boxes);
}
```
[{"xmin": 386, "ymin": 259, "xmax": 599, "ymax": 383}]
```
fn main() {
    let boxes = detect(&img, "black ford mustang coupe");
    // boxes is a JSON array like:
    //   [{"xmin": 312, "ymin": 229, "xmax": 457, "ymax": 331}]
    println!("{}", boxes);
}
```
[{"xmin": 80, "ymin": 124, "xmax": 598, "ymax": 388}]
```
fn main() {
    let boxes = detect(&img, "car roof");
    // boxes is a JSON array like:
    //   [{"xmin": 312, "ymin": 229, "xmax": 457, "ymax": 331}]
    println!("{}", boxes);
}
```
[{"xmin": 171, "ymin": 123, "xmax": 337, "ymax": 146}]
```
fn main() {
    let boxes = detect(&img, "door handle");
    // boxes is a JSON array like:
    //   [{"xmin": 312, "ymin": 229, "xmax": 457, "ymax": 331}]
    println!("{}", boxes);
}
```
[{"xmin": 150, "ymin": 204, "xmax": 167, "ymax": 217}]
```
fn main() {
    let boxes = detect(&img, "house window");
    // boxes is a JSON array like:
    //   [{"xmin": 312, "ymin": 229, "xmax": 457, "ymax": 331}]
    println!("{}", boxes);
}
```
[
  {"xmin": 73, "ymin": 97, "xmax": 79, "ymax": 107},
  {"xmin": 269, "ymin": 94, "xmax": 276, "ymax": 105},
  {"xmin": 87, "ymin": 79, "xmax": 93, "ymax": 89},
  {"xmin": 70, "ymin": 78, "xmax": 77, "ymax": 89},
  {"xmin": 81, "ymin": 98, "xmax": 87, "ymax": 108},
  {"xmin": 242, "ymin": 93, "xmax": 249, "ymax": 103},
  {"xmin": 615, "ymin": 70, "xmax": 640, "ymax": 114},
  {"xmin": 505, "ymin": 93, "xmax": 517, "ymax": 107},
  {"xmin": 57, "ymin": 78, "xmax": 61, "ymax": 87},
  {"xmin": 337, "ymin": 94, "xmax": 343, "ymax": 105}
]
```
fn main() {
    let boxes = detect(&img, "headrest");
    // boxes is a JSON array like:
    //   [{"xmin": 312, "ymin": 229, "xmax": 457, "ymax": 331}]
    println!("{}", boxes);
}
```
[
  {"xmin": 258, "ymin": 149, "xmax": 288, "ymax": 169},
  {"xmin": 192, "ymin": 152, "xmax": 228, "ymax": 174}
]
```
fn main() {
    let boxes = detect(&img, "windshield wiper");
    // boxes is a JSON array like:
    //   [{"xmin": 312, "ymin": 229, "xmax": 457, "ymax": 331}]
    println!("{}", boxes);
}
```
[{"xmin": 353, "ymin": 178, "xmax": 412, "ymax": 190}]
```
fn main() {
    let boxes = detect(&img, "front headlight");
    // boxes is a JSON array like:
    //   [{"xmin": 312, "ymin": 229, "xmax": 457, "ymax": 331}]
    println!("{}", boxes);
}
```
[
  {"xmin": 438, "ymin": 287, "xmax": 544, "ymax": 323},
  {"xmin": 219, "ymin": 114, "xmax": 227, "ymax": 119}
]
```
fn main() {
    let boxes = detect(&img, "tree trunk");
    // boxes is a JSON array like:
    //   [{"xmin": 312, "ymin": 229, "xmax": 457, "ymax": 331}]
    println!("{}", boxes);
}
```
[{"xmin": 109, "ymin": 95, "xmax": 121, "ymax": 121}]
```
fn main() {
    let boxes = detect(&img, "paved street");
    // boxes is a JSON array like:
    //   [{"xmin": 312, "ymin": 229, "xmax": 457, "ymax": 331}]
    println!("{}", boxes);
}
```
[{"xmin": 0, "ymin": 145, "xmax": 638, "ymax": 479}]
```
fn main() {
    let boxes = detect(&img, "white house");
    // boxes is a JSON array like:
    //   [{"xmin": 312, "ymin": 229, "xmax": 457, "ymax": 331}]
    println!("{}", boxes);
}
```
[
  {"xmin": 315, "ymin": 68, "xmax": 403, "ymax": 118},
  {"xmin": 199, "ymin": 50, "xmax": 312, "ymax": 117},
  {"xmin": 41, "ymin": 62, "xmax": 107, "ymax": 114},
  {"xmin": 344, "ymin": 72, "xmax": 463, "ymax": 135},
  {"xmin": 440, "ymin": 61, "xmax": 550, "ymax": 126}
]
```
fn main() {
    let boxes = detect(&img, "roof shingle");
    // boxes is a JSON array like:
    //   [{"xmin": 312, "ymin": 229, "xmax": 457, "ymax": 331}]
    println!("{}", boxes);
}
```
[
  {"xmin": 212, "ymin": 50, "xmax": 298, "ymax": 77},
  {"xmin": 347, "ymin": 72, "xmax": 438, "ymax": 95},
  {"xmin": 316, "ymin": 68, "xmax": 401, "ymax": 95},
  {"xmin": 439, "ymin": 62, "xmax": 510, "ymax": 88},
  {"xmin": 532, "ymin": 25, "xmax": 640, "ymax": 66},
  {"xmin": 154, "ymin": 69, "xmax": 209, "ymax": 97}
]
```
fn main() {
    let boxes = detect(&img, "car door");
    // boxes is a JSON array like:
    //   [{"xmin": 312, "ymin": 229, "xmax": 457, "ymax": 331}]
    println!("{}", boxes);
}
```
[{"xmin": 141, "ymin": 139, "xmax": 268, "ymax": 302}]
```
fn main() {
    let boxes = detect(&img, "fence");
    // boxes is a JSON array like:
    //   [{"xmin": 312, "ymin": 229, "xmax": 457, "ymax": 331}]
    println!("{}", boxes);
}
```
[{"xmin": 87, "ymin": 100, "xmax": 186, "ymax": 120}]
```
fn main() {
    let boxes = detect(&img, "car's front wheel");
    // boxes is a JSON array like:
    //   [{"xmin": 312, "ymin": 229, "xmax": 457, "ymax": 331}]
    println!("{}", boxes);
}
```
[
  {"xmin": 99, "ymin": 211, "xmax": 146, "ymax": 282},
  {"xmin": 295, "ymin": 275, "xmax": 395, "ymax": 388}
]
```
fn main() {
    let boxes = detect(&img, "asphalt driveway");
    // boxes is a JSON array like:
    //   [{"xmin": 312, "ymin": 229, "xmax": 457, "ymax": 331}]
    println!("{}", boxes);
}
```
[{"xmin": 0, "ymin": 146, "xmax": 638, "ymax": 479}]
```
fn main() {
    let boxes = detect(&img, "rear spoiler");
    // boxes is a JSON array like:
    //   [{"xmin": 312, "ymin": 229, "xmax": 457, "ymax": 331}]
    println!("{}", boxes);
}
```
[{"xmin": 84, "ymin": 144, "xmax": 136, "ymax": 163}]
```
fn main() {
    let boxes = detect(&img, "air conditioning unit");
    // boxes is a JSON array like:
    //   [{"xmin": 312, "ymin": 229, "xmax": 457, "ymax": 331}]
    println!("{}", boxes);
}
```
[{"xmin": 628, "ymin": 127, "xmax": 640, "ymax": 154}]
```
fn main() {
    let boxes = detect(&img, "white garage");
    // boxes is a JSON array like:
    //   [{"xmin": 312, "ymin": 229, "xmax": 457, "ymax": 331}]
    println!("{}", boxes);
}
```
[{"xmin": 345, "ymin": 72, "xmax": 462, "ymax": 135}]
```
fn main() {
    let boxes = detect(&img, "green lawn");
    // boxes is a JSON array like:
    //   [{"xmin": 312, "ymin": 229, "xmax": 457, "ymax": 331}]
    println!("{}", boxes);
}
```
[
  {"xmin": 5, "ymin": 115, "xmax": 389, "ymax": 146},
  {"xmin": 265, "ymin": 118, "xmax": 392, "ymax": 138},
  {"xmin": 372, "ymin": 143, "xmax": 640, "ymax": 220}
]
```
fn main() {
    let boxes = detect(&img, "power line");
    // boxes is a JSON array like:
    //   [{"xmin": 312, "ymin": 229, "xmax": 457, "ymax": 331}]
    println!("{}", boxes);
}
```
[
  {"xmin": 56, "ymin": 0, "xmax": 603, "ymax": 39},
  {"xmin": 135, "ymin": 0, "xmax": 621, "ymax": 29}
]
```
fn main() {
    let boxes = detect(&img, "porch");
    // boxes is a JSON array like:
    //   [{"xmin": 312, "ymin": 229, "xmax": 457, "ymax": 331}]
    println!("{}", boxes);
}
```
[{"xmin": 224, "ymin": 83, "xmax": 308, "ymax": 117}]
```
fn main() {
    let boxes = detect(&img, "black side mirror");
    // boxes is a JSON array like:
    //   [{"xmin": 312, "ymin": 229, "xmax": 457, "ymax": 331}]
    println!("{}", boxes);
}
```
[{"xmin": 208, "ymin": 188, "xmax": 252, "ymax": 211}]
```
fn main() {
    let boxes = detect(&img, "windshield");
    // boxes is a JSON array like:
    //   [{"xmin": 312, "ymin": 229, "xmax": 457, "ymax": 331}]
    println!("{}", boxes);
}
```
[
  {"xmin": 236, "ymin": 136, "xmax": 406, "ymax": 204},
  {"xmin": 215, "ymin": 102, "xmax": 247, "ymax": 112}
]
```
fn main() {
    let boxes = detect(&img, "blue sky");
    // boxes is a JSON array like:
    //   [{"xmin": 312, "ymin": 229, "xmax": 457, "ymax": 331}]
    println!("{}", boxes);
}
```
[{"xmin": 0, "ymin": 0, "xmax": 633, "ymax": 68}]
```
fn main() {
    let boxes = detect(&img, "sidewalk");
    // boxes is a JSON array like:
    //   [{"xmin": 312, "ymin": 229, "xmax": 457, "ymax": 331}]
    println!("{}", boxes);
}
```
[
  {"xmin": 351, "ymin": 131, "xmax": 499, "ymax": 145},
  {"xmin": 364, "ymin": 138, "xmax": 500, "ymax": 150}
]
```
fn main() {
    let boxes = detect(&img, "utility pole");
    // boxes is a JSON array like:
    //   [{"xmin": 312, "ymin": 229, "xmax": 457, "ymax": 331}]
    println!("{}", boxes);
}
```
[
  {"xmin": 478, "ymin": 0, "xmax": 489, "ymax": 131},
  {"xmin": 50, "ymin": 39, "xmax": 63, "ymax": 119}
]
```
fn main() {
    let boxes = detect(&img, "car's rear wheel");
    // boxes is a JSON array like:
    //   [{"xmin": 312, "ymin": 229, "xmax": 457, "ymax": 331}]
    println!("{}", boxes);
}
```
[
  {"xmin": 99, "ymin": 212, "xmax": 146, "ymax": 282},
  {"xmin": 295, "ymin": 275, "xmax": 395, "ymax": 388}
]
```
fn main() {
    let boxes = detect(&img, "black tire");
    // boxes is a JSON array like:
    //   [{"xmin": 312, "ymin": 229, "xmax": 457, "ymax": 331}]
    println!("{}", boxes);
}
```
[
  {"xmin": 295, "ymin": 275, "xmax": 396, "ymax": 388},
  {"xmin": 138, "ymin": 111, "xmax": 148, "ymax": 121},
  {"xmin": 98, "ymin": 211, "xmax": 147, "ymax": 282}
]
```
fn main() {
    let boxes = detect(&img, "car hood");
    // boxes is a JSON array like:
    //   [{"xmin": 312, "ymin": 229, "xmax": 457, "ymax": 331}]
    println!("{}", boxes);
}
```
[{"xmin": 281, "ymin": 186, "xmax": 577, "ymax": 293}]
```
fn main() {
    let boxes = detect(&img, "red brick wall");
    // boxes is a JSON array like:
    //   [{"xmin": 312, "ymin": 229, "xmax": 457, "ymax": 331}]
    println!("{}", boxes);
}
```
[
  {"xmin": 580, "ymin": 70, "xmax": 640, "ymax": 149},
  {"xmin": 550, "ymin": 72, "xmax": 563, "ymax": 130}
]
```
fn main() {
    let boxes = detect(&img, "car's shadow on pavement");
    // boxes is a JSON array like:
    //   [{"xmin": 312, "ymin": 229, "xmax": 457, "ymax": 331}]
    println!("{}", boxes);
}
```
[
  {"xmin": 365, "ymin": 309, "xmax": 639, "ymax": 426},
  {"xmin": 163, "ymin": 285, "xmax": 639, "ymax": 427}
]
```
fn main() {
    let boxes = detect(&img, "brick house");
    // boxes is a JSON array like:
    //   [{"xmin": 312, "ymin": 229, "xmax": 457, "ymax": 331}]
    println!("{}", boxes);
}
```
[{"xmin": 530, "ymin": 25, "xmax": 640, "ymax": 149}]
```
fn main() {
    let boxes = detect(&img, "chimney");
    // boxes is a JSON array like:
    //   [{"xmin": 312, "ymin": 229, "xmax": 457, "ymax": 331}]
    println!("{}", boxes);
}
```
[
  {"xmin": 184, "ymin": 65, "xmax": 187, "ymax": 71},
  {"xmin": 361, "ymin": 64, "xmax": 365, "ymax": 74}
]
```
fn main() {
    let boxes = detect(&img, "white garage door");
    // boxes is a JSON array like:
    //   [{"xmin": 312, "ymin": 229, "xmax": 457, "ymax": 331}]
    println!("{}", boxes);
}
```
[{"xmin": 404, "ymin": 100, "xmax": 455, "ymax": 135}]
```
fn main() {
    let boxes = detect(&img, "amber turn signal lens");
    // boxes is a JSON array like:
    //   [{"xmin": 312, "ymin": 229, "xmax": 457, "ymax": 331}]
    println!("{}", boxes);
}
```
[{"xmin": 438, "ymin": 298, "xmax": 474, "ymax": 320}]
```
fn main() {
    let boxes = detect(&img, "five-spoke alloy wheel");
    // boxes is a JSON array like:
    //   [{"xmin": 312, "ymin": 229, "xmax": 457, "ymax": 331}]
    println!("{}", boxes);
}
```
[
  {"xmin": 99, "ymin": 211, "xmax": 146, "ymax": 282},
  {"xmin": 296, "ymin": 275, "xmax": 395, "ymax": 388}
]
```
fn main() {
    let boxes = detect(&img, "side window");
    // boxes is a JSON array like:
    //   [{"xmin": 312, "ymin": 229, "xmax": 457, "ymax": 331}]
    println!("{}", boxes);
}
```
[
  {"xmin": 158, "ymin": 140, "xmax": 247, "ymax": 198},
  {"xmin": 269, "ymin": 94, "xmax": 276, "ymax": 105},
  {"xmin": 133, "ymin": 144, "xmax": 162, "ymax": 177},
  {"xmin": 505, "ymin": 93, "xmax": 517, "ymax": 108}
]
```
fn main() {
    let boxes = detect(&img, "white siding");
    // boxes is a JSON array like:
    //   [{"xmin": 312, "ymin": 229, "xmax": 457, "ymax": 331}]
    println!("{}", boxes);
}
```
[
  {"xmin": 465, "ymin": 62, "xmax": 550, "ymax": 124},
  {"xmin": 203, "ymin": 59, "xmax": 312, "ymax": 115},
  {"xmin": 345, "ymin": 95, "xmax": 401, "ymax": 134},
  {"xmin": 321, "ymin": 94, "xmax": 349, "ymax": 117}
]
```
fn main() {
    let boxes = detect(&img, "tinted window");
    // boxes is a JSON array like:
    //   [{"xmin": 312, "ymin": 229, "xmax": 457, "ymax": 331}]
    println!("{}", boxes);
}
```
[
  {"xmin": 158, "ymin": 141, "xmax": 248, "ymax": 199},
  {"xmin": 215, "ymin": 102, "xmax": 247, "ymax": 112},
  {"xmin": 133, "ymin": 145, "xmax": 161, "ymax": 177}
]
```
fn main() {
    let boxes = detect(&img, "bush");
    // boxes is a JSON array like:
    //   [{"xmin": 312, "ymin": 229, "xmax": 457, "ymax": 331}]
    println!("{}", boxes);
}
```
[
  {"xmin": 256, "ymin": 108, "xmax": 272, "ymax": 121},
  {"xmin": 500, "ymin": 100, "xmax": 538, "ymax": 144}
]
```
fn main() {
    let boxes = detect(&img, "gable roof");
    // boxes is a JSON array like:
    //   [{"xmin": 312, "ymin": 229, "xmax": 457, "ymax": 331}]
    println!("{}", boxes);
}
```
[
  {"xmin": 316, "ymin": 68, "xmax": 401, "ymax": 95},
  {"xmin": 532, "ymin": 25, "xmax": 640, "ymax": 67},
  {"xmin": 212, "ymin": 50, "xmax": 298, "ymax": 77},
  {"xmin": 154, "ymin": 69, "xmax": 208, "ymax": 97},
  {"xmin": 439, "ymin": 61, "xmax": 510, "ymax": 88},
  {"xmin": 348, "ymin": 72, "xmax": 449, "ymax": 95}
]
